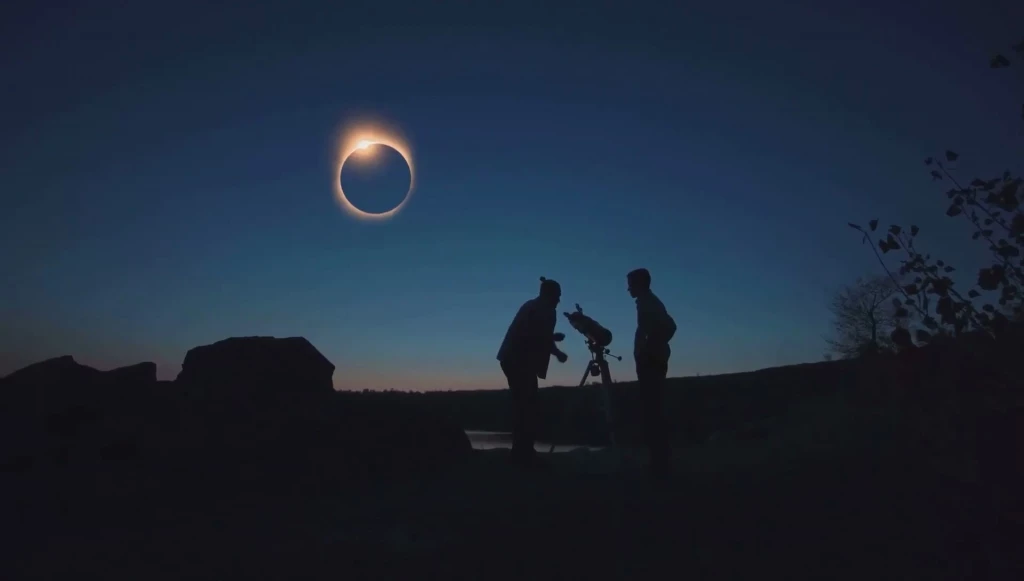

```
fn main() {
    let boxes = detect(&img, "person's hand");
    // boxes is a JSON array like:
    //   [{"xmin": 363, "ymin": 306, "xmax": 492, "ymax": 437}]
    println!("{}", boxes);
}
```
[
  {"xmin": 555, "ymin": 350, "xmax": 568, "ymax": 364},
  {"xmin": 553, "ymin": 332, "xmax": 566, "ymax": 342}
]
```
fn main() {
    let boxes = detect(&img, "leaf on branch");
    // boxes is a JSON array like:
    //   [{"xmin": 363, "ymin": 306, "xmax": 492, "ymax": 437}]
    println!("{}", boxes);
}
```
[
  {"xmin": 869, "ymin": 219, "xmax": 878, "ymax": 232},
  {"xmin": 998, "ymin": 245, "xmax": 1021, "ymax": 258},
  {"xmin": 931, "ymin": 277, "xmax": 952, "ymax": 296},
  {"xmin": 973, "ymin": 231, "xmax": 981, "ymax": 240},
  {"xmin": 971, "ymin": 178, "xmax": 987, "ymax": 188},
  {"xmin": 895, "ymin": 307, "xmax": 909, "ymax": 318},
  {"xmin": 946, "ymin": 204, "xmax": 963, "ymax": 217},
  {"xmin": 991, "ymin": 54, "xmax": 1011, "ymax": 68},
  {"xmin": 910, "ymin": 225, "xmax": 919, "ymax": 236},
  {"xmin": 983, "ymin": 304, "xmax": 996, "ymax": 313},
  {"xmin": 968, "ymin": 289, "xmax": 981, "ymax": 298},
  {"xmin": 847, "ymin": 222, "xmax": 862, "ymax": 231},
  {"xmin": 878, "ymin": 234, "xmax": 900, "ymax": 253},
  {"xmin": 984, "ymin": 218, "xmax": 993, "ymax": 226},
  {"xmin": 978, "ymin": 266, "xmax": 1006, "ymax": 291},
  {"xmin": 889, "ymin": 225, "xmax": 901, "ymax": 236},
  {"xmin": 944, "ymin": 266, "xmax": 955, "ymax": 273},
  {"xmin": 931, "ymin": 170, "xmax": 943, "ymax": 181},
  {"xmin": 891, "ymin": 298, "xmax": 902, "ymax": 308},
  {"xmin": 1005, "ymin": 170, "xmax": 1014, "ymax": 181},
  {"xmin": 993, "ymin": 180, "xmax": 1023, "ymax": 212},
  {"xmin": 945, "ymin": 150, "xmax": 959, "ymax": 162},
  {"xmin": 924, "ymin": 157, "xmax": 933, "ymax": 166},
  {"xmin": 1012, "ymin": 214, "xmax": 1024, "ymax": 236},
  {"xmin": 890, "ymin": 327, "xmax": 913, "ymax": 349},
  {"xmin": 903, "ymin": 283, "xmax": 918, "ymax": 295},
  {"xmin": 937, "ymin": 260, "xmax": 945, "ymax": 266},
  {"xmin": 923, "ymin": 316, "xmax": 939, "ymax": 330},
  {"xmin": 982, "ymin": 229, "xmax": 994, "ymax": 237},
  {"xmin": 936, "ymin": 296, "xmax": 957, "ymax": 326},
  {"xmin": 915, "ymin": 329, "xmax": 933, "ymax": 343}
]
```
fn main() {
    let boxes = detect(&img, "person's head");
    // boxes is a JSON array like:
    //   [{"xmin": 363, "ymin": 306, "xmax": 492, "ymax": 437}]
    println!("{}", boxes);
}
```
[
  {"xmin": 627, "ymin": 268, "xmax": 651, "ymax": 298},
  {"xmin": 539, "ymin": 276, "xmax": 562, "ymax": 307}
]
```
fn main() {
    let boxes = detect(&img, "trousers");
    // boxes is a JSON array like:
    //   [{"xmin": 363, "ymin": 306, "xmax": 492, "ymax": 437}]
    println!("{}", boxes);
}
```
[
  {"xmin": 636, "ymin": 348, "xmax": 671, "ymax": 473},
  {"xmin": 500, "ymin": 360, "xmax": 539, "ymax": 461}
]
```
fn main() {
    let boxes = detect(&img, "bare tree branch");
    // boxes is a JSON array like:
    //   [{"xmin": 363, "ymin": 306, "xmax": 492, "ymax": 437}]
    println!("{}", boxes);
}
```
[{"xmin": 826, "ymin": 275, "xmax": 902, "ymax": 359}]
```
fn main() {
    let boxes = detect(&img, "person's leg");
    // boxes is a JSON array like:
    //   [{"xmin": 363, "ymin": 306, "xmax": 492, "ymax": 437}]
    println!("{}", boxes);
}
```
[
  {"xmin": 649, "ymin": 356, "xmax": 671, "ymax": 475},
  {"xmin": 639, "ymin": 353, "xmax": 671, "ymax": 476},
  {"xmin": 502, "ymin": 361, "xmax": 527, "ymax": 461},
  {"xmin": 503, "ymin": 361, "xmax": 539, "ymax": 463},
  {"xmin": 518, "ymin": 374, "xmax": 539, "ymax": 461}
]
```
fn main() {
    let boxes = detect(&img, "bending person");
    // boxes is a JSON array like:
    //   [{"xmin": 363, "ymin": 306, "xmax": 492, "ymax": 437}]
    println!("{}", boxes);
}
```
[{"xmin": 497, "ymin": 276, "xmax": 568, "ymax": 465}]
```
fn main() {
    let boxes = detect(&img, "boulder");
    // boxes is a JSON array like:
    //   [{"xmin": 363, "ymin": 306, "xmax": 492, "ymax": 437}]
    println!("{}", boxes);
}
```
[
  {"xmin": 104, "ymin": 362, "xmax": 157, "ymax": 387},
  {"xmin": 0, "ymin": 356, "xmax": 158, "ymax": 470},
  {"xmin": 175, "ymin": 337, "xmax": 335, "ymax": 402},
  {"xmin": 1, "ymin": 356, "xmax": 103, "ymax": 430}
]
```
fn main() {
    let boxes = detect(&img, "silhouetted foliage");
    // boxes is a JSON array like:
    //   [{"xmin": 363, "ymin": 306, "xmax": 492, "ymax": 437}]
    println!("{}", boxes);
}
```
[
  {"xmin": 825, "ymin": 275, "xmax": 902, "ymax": 359},
  {"xmin": 847, "ymin": 39, "xmax": 1024, "ymax": 347}
]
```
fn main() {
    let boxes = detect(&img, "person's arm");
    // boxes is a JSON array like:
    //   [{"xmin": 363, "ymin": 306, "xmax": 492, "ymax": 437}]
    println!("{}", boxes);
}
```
[
  {"xmin": 635, "ymin": 297, "xmax": 655, "ymax": 354},
  {"xmin": 537, "ymin": 309, "xmax": 567, "ymax": 360}
]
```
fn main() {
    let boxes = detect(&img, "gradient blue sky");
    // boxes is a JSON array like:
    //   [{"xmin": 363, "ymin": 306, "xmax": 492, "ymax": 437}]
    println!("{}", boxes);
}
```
[{"xmin": 2, "ymin": 1, "xmax": 1022, "ymax": 390}]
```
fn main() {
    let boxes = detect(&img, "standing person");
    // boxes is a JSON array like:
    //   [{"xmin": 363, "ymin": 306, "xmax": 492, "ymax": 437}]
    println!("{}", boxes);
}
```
[
  {"xmin": 627, "ymin": 268, "xmax": 677, "ymax": 478},
  {"xmin": 497, "ymin": 277, "xmax": 568, "ymax": 466}
]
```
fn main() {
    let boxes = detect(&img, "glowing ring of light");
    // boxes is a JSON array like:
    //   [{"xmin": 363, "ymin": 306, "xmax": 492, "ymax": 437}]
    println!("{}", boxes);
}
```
[{"xmin": 334, "ymin": 129, "xmax": 415, "ymax": 221}]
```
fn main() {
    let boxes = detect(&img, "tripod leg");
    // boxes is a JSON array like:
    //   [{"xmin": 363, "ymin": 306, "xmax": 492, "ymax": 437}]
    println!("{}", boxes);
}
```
[
  {"xmin": 599, "ymin": 359, "xmax": 613, "ymax": 386},
  {"xmin": 550, "ymin": 361, "xmax": 596, "ymax": 454},
  {"xmin": 598, "ymin": 359, "xmax": 616, "ymax": 448},
  {"xmin": 578, "ymin": 361, "xmax": 594, "ymax": 388}
]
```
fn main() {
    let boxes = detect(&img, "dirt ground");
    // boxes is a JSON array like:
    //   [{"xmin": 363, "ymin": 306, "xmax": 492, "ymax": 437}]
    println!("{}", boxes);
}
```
[{"xmin": 4, "ymin": 429, "xmax": 1019, "ymax": 581}]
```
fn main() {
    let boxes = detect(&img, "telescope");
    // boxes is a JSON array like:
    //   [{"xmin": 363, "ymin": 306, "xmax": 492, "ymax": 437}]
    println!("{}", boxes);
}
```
[
  {"xmin": 553, "ymin": 303, "xmax": 621, "ymax": 451},
  {"xmin": 563, "ymin": 303, "xmax": 613, "ymax": 349}
]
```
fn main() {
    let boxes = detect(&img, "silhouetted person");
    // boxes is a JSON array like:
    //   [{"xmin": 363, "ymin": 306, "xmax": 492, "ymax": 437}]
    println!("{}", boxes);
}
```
[
  {"xmin": 497, "ymin": 277, "xmax": 568, "ymax": 466},
  {"xmin": 628, "ymin": 268, "xmax": 677, "ymax": 478}
]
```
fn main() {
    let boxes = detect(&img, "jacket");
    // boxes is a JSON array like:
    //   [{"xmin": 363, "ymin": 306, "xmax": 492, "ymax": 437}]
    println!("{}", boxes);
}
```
[
  {"xmin": 634, "ymin": 290, "xmax": 676, "ymax": 361},
  {"xmin": 497, "ymin": 297, "xmax": 558, "ymax": 379}
]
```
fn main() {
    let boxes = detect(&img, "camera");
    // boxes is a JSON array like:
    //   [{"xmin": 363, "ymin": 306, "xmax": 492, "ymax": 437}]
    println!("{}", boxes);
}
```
[{"xmin": 563, "ymin": 303, "xmax": 613, "ymax": 348}]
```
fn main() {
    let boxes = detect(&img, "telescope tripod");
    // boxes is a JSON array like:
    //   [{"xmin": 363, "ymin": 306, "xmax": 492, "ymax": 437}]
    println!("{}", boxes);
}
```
[{"xmin": 549, "ymin": 341, "xmax": 622, "ymax": 453}]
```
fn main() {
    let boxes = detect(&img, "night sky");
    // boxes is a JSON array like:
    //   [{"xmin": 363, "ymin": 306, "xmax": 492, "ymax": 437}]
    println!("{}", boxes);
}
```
[{"xmin": 2, "ymin": 1, "xmax": 1022, "ymax": 390}]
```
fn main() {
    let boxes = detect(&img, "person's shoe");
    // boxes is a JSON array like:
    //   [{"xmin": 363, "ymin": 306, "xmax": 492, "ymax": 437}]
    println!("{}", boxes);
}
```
[
  {"xmin": 509, "ymin": 447, "xmax": 535, "ymax": 465},
  {"xmin": 510, "ymin": 449, "xmax": 549, "ymax": 472}
]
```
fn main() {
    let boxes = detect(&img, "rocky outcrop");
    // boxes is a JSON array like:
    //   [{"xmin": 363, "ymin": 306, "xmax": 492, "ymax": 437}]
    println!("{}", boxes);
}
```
[
  {"xmin": 176, "ymin": 336, "xmax": 335, "ymax": 402},
  {"xmin": 0, "ymin": 357, "xmax": 158, "ymax": 470},
  {"xmin": 0, "ymin": 337, "xmax": 471, "ymax": 483}
]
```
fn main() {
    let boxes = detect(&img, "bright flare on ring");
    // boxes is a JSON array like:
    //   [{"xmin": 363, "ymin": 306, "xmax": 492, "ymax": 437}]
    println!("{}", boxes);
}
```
[{"xmin": 333, "ymin": 123, "xmax": 415, "ymax": 221}]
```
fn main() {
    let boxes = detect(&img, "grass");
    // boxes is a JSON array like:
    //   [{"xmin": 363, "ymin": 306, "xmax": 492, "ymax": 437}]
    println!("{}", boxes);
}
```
[{"xmin": 3, "ymin": 385, "xmax": 1019, "ymax": 580}]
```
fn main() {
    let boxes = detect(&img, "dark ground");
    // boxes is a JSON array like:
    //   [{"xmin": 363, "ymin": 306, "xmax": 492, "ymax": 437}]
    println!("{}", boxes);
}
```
[{"xmin": 3, "ymin": 390, "xmax": 1020, "ymax": 581}]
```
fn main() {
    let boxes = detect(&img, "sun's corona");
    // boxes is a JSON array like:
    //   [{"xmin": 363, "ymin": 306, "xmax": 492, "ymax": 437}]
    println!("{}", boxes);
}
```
[{"xmin": 333, "ymin": 124, "xmax": 415, "ymax": 221}]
